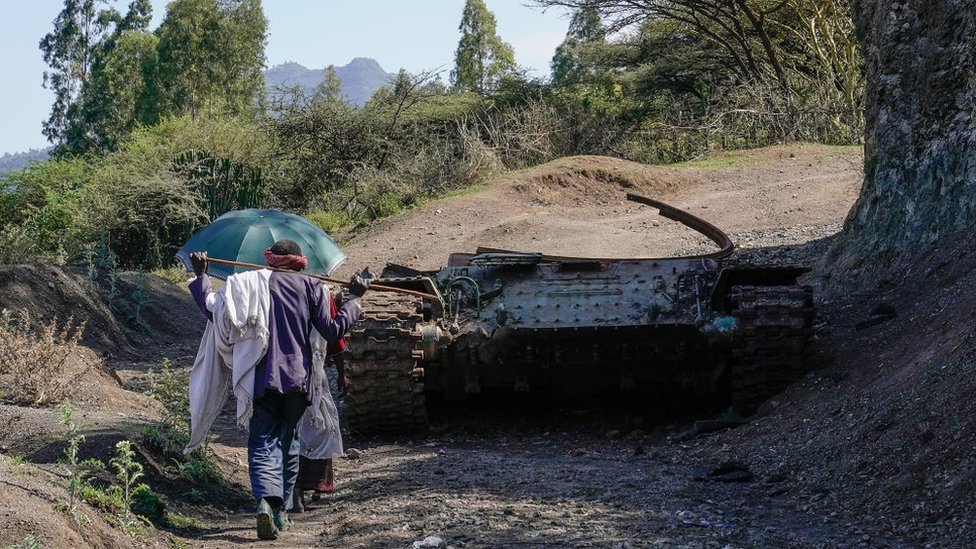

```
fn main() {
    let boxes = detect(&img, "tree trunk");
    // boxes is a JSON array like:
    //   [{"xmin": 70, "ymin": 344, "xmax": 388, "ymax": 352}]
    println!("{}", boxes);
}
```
[{"xmin": 835, "ymin": 0, "xmax": 976, "ymax": 275}]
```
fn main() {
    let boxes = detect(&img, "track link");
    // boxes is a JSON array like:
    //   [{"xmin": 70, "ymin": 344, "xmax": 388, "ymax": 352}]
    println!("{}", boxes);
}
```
[
  {"xmin": 730, "ymin": 285, "xmax": 814, "ymax": 413},
  {"xmin": 346, "ymin": 292, "xmax": 427, "ymax": 433}
]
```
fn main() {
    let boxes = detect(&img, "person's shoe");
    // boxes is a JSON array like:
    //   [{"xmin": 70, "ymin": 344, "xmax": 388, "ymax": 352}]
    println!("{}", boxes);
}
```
[
  {"xmin": 274, "ymin": 510, "xmax": 292, "ymax": 532},
  {"xmin": 291, "ymin": 489, "xmax": 305, "ymax": 514},
  {"xmin": 256, "ymin": 498, "xmax": 280, "ymax": 540}
]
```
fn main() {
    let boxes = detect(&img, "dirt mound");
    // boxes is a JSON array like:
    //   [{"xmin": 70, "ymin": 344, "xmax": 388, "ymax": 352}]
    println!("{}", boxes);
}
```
[
  {"xmin": 510, "ymin": 155, "xmax": 695, "ymax": 207},
  {"xmin": 0, "ymin": 458, "xmax": 149, "ymax": 549},
  {"xmin": 0, "ymin": 265, "xmax": 202, "ymax": 358},
  {"xmin": 337, "ymin": 144, "xmax": 861, "ymax": 275},
  {"xmin": 0, "ymin": 264, "xmax": 125, "ymax": 353},
  {"xmin": 695, "ymin": 236, "xmax": 976, "ymax": 547}
]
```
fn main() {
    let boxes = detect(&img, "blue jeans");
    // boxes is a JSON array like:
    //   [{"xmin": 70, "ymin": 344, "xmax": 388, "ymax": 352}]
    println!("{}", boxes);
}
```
[{"xmin": 247, "ymin": 391, "xmax": 308, "ymax": 510}]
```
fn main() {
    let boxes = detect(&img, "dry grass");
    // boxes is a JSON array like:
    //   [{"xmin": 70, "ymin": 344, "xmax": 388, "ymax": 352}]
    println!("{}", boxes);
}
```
[{"xmin": 0, "ymin": 310, "xmax": 93, "ymax": 406}]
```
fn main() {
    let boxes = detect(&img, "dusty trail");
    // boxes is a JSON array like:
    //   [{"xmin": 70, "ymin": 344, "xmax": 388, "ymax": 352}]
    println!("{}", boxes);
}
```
[
  {"xmin": 189, "ymin": 144, "xmax": 872, "ymax": 549},
  {"xmin": 3, "ymin": 144, "xmax": 891, "ymax": 549}
]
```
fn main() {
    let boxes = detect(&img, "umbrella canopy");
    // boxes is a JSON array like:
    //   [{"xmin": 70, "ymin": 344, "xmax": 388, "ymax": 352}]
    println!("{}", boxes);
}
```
[{"xmin": 175, "ymin": 209, "xmax": 347, "ymax": 279}]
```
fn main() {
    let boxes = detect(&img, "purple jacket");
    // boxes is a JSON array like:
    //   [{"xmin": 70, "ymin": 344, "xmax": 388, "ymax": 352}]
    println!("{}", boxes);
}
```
[{"xmin": 190, "ymin": 272, "xmax": 362, "ymax": 399}]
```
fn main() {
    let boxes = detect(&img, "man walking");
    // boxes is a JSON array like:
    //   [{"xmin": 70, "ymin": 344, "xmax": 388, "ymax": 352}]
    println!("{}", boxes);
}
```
[{"xmin": 188, "ymin": 240, "xmax": 368, "ymax": 540}]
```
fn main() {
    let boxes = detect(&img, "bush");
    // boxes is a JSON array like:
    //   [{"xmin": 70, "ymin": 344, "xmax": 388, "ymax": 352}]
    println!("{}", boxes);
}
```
[
  {"xmin": 0, "ymin": 158, "xmax": 99, "ymax": 263},
  {"xmin": 143, "ymin": 358, "xmax": 221, "ymax": 483},
  {"xmin": 0, "ymin": 311, "xmax": 92, "ymax": 406},
  {"xmin": 305, "ymin": 209, "xmax": 359, "ymax": 236}
]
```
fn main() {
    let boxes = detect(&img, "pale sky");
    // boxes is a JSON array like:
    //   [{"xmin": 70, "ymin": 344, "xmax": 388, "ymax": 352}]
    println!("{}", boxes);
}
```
[{"xmin": 0, "ymin": 1, "xmax": 570, "ymax": 153}]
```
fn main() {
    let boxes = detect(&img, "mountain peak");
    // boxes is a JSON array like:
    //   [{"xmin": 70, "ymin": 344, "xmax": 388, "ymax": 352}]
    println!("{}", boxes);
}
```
[{"xmin": 264, "ymin": 58, "xmax": 393, "ymax": 106}]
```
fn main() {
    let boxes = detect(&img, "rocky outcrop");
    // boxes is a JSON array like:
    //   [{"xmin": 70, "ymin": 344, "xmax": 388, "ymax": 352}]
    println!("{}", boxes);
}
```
[{"xmin": 838, "ymin": 1, "xmax": 975, "ymax": 275}]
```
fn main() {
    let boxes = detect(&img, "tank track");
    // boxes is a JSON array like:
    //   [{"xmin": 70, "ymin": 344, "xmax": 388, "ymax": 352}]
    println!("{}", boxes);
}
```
[
  {"xmin": 729, "ymin": 284, "xmax": 814, "ymax": 413},
  {"xmin": 345, "ymin": 292, "xmax": 427, "ymax": 433}
]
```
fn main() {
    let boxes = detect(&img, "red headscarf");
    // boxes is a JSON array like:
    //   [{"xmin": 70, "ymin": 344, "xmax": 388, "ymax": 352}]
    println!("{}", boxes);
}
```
[{"xmin": 264, "ymin": 248, "xmax": 308, "ymax": 271}]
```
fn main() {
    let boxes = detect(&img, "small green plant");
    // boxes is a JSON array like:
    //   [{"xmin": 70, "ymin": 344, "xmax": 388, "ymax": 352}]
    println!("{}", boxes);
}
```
[
  {"xmin": 174, "ymin": 457, "xmax": 221, "ymax": 483},
  {"xmin": 57, "ymin": 402, "xmax": 103, "ymax": 526},
  {"xmin": 79, "ymin": 483, "xmax": 123, "ymax": 513},
  {"xmin": 128, "ymin": 484, "xmax": 201, "ymax": 531},
  {"xmin": 305, "ymin": 209, "xmax": 358, "ymax": 236},
  {"xmin": 144, "ymin": 359, "xmax": 221, "ymax": 483},
  {"xmin": 182, "ymin": 487, "xmax": 205, "ymax": 503},
  {"xmin": 5, "ymin": 534, "xmax": 42, "ymax": 549},
  {"xmin": 127, "ymin": 271, "xmax": 153, "ymax": 335},
  {"xmin": 152, "ymin": 265, "xmax": 191, "ymax": 286},
  {"xmin": 110, "ymin": 440, "xmax": 151, "ymax": 536},
  {"xmin": 86, "ymin": 233, "xmax": 121, "ymax": 307},
  {"xmin": 148, "ymin": 359, "xmax": 189, "ymax": 422},
  {"xmin": 131, "ymin": 485, "xmax": 167, "ymax": 524}
]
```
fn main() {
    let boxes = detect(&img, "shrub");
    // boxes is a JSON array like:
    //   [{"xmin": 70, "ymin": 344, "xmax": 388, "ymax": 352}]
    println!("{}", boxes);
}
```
[
  {"xmin": 143, "ymin": 358, "xmax": 221, "ymax": 484},
  {"xmin": 57, "ymin": 402, "xmax": 103, "ymax": 526},
  {"xmin": 305, "ymin": 209, "xmax": 359, "ymax": 237},
  {"xmin": 0, "ymin": 158, "xmax": 98, "ymax": 264},
  {"xmin": 0, "ymin": 311, "xmax": 92, "ymax": 406}
]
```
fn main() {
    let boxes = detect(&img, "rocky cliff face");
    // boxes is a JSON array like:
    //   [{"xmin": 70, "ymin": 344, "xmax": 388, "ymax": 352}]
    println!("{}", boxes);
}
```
[{"xmin": 839, "ymin": 1, "xmax": 975, "ymax": 273}]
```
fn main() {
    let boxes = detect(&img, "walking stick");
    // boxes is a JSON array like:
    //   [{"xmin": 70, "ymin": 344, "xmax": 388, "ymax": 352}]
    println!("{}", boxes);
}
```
[{"xmin": 204, "ymin": 257, "xmax": 438, "ymax": 301}]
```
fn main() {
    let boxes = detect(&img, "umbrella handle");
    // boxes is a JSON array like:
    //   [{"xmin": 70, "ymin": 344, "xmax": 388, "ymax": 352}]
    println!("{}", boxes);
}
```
[{"xmin": 204, "ymin": 257, "xmax": 439, "ymax": 301}]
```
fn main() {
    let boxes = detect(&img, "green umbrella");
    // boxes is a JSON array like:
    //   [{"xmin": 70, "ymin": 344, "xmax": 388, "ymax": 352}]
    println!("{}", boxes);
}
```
[{"xmin": 176, "ymin": 209, "xmax": 346, "ymax": 279}]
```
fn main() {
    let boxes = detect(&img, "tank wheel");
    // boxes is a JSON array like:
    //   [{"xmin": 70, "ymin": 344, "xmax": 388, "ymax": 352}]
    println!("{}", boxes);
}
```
[
  {"xmin": 345, "ymin": 292, "xmax": 427, "ymax": 433},
  {"xmin": 729, "ymin": 284, "xmax": 814, "ymax": 414}
]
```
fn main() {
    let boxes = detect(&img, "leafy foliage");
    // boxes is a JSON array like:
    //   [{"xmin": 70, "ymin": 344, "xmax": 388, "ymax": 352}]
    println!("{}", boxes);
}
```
[
  {"xmin": 551, "ymin": 3, "xmax": 607, "ymax": 87},
  {"xmin": 0, "ymin": 157, "xmax": 96, "ymax": 262},
  {"xmin": 40, "ymin": 0, "xmax": 155, "ymax": 155},
  {"xmin": 57, "ymin": 402, "xmax": 104, "ymax": 526},
  {"xmin": 143, "ymin": 358, "xmax": 221, "ymax": 483},
  {"xmin": 109, "ymin": 440, "xmax": 150, "ymax": 536},
  {"xmin": 534, "ymin": 0, "xmax": 864, "ymax": 148},
  {"xmin": 451, "ymin": 0, "xmax": 517, "ymax": 94},
  {"xmin": 155, "ymin": 0, "xmax": 267, "ymax": 119},
  {"xmin": 40, "ymin": 0, "xmax": 267, "ymax": 155}
]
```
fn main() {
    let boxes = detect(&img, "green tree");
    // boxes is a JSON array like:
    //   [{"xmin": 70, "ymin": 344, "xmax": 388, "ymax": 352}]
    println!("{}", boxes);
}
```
[
  {"xmin": 550, "ymin": 3, "xmax": 606, "ymax": 86},
  {"xmin": 451, "ymin": 0, "xmax": 517, "ymax": 94},
  {"xmin": 39, "ymin": 0, "xmax": 108, "ymax": 153},
  {"xmin": 41, "ymin": 0, "xmax": 155, "ymax": 155},
  {"xmin": 534, "ymin": 0, "xmax": 793, "ymax": 91},
  {"xmin": 216, "ymin": 0, "xmax": 268, "ymax": 116},
  {"xmin": 155, "ymin": 0, "xmax": 267, "ymax": 119},
  {"xmin": 79, "ymin": 0, "xmax": 157, "ymax": 153},
  {"xmin": 81, "ymin": 30, "xmax": 160, "ymax": 152}
]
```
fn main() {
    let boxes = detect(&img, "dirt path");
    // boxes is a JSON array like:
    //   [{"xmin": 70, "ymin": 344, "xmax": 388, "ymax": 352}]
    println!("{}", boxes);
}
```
[
  {"xmin": 3, "ymin": 144, "xmax": 879, "ymax": 549},
  {"xmin": 197, "ymin": 416, "xmax": 905, "ymax": 549},
  {"xmin": 177, "ymin": 144, "xmax": 872, "ymax": 549}
]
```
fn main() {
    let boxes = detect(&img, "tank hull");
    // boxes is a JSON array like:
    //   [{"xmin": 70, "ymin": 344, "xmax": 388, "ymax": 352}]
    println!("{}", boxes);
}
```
[{"xmin": 345, "ymin": 194, "xmax": 814, "ymax": 432}]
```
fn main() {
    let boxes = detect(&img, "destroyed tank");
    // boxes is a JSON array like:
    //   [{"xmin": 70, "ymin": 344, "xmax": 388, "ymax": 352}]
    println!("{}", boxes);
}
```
[{"xmin": 345, "ymin": 193, "xmax": 813, "ymax": 432}]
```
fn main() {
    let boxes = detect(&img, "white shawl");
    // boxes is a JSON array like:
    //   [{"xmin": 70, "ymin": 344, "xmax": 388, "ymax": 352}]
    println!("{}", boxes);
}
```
[
  {"xmin": 184, "ymin": 270, "xmax": 271, "ymax": 454},
  {"xmin": 184, "ymin": 271, "xmax": 344, "ymax": 459},
  {"xmin": 299, "ymin": 331, "xmax": 344, "ymax": 459}
]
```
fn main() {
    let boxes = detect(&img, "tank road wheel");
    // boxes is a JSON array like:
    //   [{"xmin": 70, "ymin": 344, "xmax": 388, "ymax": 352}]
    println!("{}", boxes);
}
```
[
  {"xmin": 729, "ymin": 285, "xmax": 814, "ymax": 414},
  {"xmin": 346, "ymin": 293, "xmax": 427, "ymax": 434}
]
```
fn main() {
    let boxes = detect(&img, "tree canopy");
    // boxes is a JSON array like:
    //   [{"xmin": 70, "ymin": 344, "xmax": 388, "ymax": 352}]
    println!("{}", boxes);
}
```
[
  {"xmin": 39, "ymin": 0, "xmax": 268, "ymax": 156},
  {"xmin": 451, "ymin": 0, "xmax": 517, "ymax": 95}
]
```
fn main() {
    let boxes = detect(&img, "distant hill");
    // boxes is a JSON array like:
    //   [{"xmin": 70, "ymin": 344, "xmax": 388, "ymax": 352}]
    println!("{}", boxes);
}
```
[
  {"xmin": 264, "ymin": 58, "xmax": 394, "ymax": 106},
  {"xmin": 0, "ymin": 148, "xmax": 50, "ymax": 174}
]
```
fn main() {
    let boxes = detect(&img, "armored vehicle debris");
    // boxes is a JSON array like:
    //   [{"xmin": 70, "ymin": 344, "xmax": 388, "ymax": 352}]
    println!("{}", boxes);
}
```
[{"xmin": 345, "ymin": 194, "xmax": 813, "ymax": 432}]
